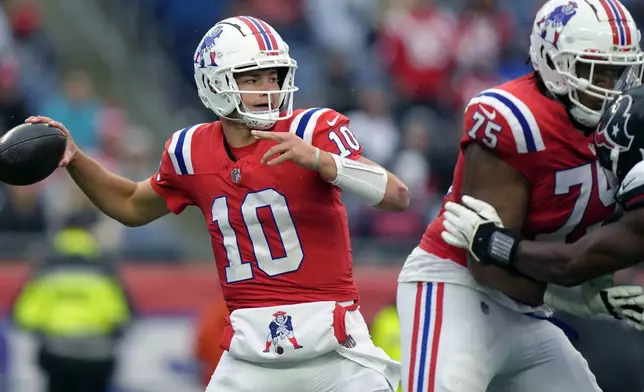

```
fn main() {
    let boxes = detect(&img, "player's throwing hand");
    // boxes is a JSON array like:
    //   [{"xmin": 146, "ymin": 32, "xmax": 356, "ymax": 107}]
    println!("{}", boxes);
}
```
[
  {"xmin": 25, "ymin": 116, "xmax": 79, "ymax": 167},
  {"xmin": 252, "ymin": 130, "xmax": 320, "ymax": 170}
]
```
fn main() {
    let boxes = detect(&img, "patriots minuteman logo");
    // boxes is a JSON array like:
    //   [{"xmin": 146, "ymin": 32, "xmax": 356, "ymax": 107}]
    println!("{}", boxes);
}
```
[
  {"xmin": 536, "ymin": 1, "xmax": 579, "ymax": 48},
  {"xmin": 595, "ymin": 94, "xmax": 635, "ymax": 153},
  {"xmin": 194, "ymin": 26, "xmax": 224, "ymax": 68}
]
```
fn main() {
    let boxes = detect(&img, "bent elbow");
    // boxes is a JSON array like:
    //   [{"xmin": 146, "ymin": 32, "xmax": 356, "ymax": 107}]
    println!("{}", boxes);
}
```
[
  {"xmin": 120, "ymin": 218, "xmax": 145, "ymax": 228},
  {"xmin": 393, "ymin": 184, "xmax": 411, "ymax": 211},
  {"xmin": 378, "ymin": 183, "xmax": 410, "ymax": 211}
]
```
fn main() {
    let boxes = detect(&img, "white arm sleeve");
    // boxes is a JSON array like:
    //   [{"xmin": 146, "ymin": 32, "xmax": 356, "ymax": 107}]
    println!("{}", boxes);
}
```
[{"xmin": 329, "ymin": 153, "xmax": 388, "ymax": 205}]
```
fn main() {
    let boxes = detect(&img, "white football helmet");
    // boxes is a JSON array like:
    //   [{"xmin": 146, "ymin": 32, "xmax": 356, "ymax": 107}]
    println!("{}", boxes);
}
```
[
  {"xmin": 529, "ymin": 0, "xmax": 644, "ymax": 127},
  {"xmin": 193, "ymin": 16, "xmax": 298, "ymax": 130}
]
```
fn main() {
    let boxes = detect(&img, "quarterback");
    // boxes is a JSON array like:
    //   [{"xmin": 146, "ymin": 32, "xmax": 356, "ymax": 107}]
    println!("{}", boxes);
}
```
[
  {"xmin": 26, "ymin": 16, "xmax": 408, "ymax": 392},
  {"xmin": 396, "ymin": 0, "xmax": 644, "ymax": 391}
]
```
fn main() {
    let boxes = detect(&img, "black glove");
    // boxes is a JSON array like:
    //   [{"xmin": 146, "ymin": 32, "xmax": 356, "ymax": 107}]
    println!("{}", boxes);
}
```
[{"xmin": 469, "ymin": 221, "xmax": 522, "ymax": 271}]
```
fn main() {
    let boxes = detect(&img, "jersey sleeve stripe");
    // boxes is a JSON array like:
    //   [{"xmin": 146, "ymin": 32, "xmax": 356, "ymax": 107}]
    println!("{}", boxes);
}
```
[
  {"xmin": 169, "ymin": 124, "xmax": 202, "ymax": 175},
  {"xmin": 289, "ymin": 108, "xmax": 317, "ymax": 136},
  {"xmin": 468, "ymin": 96, "xmax": 528, "ymax": 153},
  {"xmin": 290, "ymin": 108, "xmax": 323, "ymax": 140},
  {"xmin": 476, "ymin": 89, "xmax": 545, "ymax": 153},
  {"xmin": 302, "ymin": 108, "xmax": 331, "ymax": 144}
]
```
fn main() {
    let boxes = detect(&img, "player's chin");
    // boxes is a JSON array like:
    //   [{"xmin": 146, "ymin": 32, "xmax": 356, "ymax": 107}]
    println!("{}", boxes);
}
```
[{"xmin": 578, "ymin": 93, "xmax": 604, "ymax": 111}]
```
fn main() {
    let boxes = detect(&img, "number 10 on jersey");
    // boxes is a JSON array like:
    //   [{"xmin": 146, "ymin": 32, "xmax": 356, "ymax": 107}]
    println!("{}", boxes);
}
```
[{"xmin": 211, "ymin": 189, "xmax": 305, "ymax": 283}]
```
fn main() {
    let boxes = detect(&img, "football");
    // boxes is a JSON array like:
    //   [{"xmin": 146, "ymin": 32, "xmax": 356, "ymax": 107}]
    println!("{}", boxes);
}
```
[{"xmin": 0, "ymin": 123, "xmax": 67, "ymax": 186}]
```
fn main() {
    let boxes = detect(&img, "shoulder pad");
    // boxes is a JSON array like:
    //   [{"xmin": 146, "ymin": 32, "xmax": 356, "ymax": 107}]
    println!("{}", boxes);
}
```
[
  {"xmin": 468, "ymin": 88, "xmax": 546, "ymax": 154},
  {"xmin": 166, "ymin": 123, "xmax": 205, "ymax": 176},
  {"xmin": 288, "ymin": 108, "xmax": 346, "ymax": 144}
]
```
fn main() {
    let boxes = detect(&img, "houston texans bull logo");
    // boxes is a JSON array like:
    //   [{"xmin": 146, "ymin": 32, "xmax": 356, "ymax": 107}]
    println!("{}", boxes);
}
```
[
  {"xmin": 536, "ymin": 1, "xmax": 579, "ymax": 48},
  {"xmin": 194, "ymin": 26, "xmax": 224, "ymax": 68},
  {"xmin": 596, "ymin": 94, "xmax": 635, "ymax": 153},
  {"xmin": 263, "ymin": 311, "xmax": 303, "ymax": 355}
]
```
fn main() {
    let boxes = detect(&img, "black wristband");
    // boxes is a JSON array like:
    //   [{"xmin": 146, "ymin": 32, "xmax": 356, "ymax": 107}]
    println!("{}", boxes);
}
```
[{"xmin": 470, "ymin": 221, "xmax": 521, "ymax": 270}]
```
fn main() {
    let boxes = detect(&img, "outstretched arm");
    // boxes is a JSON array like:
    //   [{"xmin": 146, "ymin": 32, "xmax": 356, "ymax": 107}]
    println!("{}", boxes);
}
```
[
  {"xmin": 442, "ymin": 196, "xmax": 644, "ymax": 286},
  {"xmin": 512, "ymin": 207, "xmax": 644, "ymax": 286},
  {"xmin": 27, "ymin": 116, "xmax": 174, "ymax": 227},
  {"xmin": 67, "ymin": 151, "xmax": 170, "ymax": 227}
]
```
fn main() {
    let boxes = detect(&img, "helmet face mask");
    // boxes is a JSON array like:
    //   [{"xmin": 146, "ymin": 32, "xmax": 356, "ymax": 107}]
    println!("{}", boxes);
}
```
[
  {"xmin": 193, "ymin": 17, "xmax": 299, "ymax": 130},
  {"xmin": 530, "ymin": 0, "xmax": 644, "ymax": 127}
]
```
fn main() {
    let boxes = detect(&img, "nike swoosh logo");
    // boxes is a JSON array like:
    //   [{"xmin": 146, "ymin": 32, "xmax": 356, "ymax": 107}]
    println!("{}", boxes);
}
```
[
  {"xmin": 327, "ymin": 114, "xmax": 341, "ymax": 127},
  {"xmin": 621, "ymin": 177, "xmax": 636, "ymax": 192},
  {"xmin": 479, "ymin": 105, "xmax": 496, "ymax": 120}
]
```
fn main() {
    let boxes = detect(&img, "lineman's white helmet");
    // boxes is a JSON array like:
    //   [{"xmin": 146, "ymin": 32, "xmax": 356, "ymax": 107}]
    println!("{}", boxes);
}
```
[{"xmin": 529, "ymin": 0, "xmax": 644, "ymax": 127}]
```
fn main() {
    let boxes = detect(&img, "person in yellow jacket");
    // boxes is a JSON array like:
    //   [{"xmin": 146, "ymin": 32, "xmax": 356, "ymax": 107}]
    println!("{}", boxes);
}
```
[
  {"xmin": 12, "ymin": 224, "xmax": 133, "ymax": 392},
  {"xmin": 371, "ymin": 304, "xmax": 402, "ymax": 392}
]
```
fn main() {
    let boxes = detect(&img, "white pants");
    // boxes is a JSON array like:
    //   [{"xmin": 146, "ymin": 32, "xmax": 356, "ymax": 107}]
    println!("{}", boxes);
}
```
[
  {"xmin": 207, "ymin": 350, "xmax": 392, "ymax": 392},
  {"xmin": 397, "ymin": 282, "xmax": 601, "ymax": 392}
]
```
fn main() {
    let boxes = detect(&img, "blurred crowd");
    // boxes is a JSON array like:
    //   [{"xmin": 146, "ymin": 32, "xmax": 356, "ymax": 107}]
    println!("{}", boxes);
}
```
[
  {"xmin": 1, "ymin": 0, "xmax": 644, "ymax": 263},
  {"xmin": 0, "ymin": 0, "xmax": 181, "ymax": 262}
]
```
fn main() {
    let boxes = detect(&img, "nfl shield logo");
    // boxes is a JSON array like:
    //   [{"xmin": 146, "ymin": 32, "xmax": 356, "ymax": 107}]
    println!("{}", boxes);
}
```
[{"xmin": 231, "ymin": 168, "xmax": 241, "ymax": 183}]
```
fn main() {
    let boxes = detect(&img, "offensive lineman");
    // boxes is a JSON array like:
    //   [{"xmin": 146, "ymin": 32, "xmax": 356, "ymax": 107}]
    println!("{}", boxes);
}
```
[
  {"xmin": 27, "ymin": 16, "xmax": 408, "ymax": 392},
  {"xmin": 396, "ymin": 1, "xmax": 644, "ymax": 391},
  {"xmin": 442, "ymin": 83, "xmax": 644, "ymax": 329}
]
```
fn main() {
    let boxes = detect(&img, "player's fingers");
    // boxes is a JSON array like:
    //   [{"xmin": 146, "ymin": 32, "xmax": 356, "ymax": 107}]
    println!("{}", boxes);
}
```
[
  {"xmin": 32, "ymin": 115, "xmax": 53, "ymax": 124},
  {"xmin": 442, "ymin": 210, "xmax": 461, "ymax": 228},
  {"xmin": 442, "ymin": 220, "xmax": 469, "ymax": 248},
  {"xmin": 261, "ymin": 144, "xmax": 290, "ymax": 164},
  {"xmin": 444, "ymin": 201, "xmax": 476, "ymax": 220},
  {"xmin": 252, "ymin": 130, "xmax": 283, "ymax": 141},
  {"xmin": 444, "ymin": 209, "xmax": 476, "ymax": 233},
  {"xmin": 441, "ymin": 230, "xmax": 467, "ymax": 248},
  {"xmin": 607, "ymin": 286, "xmax": 644, "ymax": 301},
  {"xmin": 622, "ymin": 309, "xmax": 644, "ymax": 322},
  {"xmin": 267, "ymin": 151, "xmax": 293, "ymax": 166},
  {"xmin": 626, "ymin": 320, "xmax": 644, "ymax": 332},
  {"xmin": 620, "ymin": 310, "xmax": 644, "ymax": 326},
  {"xmin": 443, "ymin": 219, "xmax": 469, "ymax": 244},
  {"xmin": 462, "ymin": 195, "xmax": 497, "ymax": 216},
  {"xmin": 47, "ymin": 120, "xmax": 69, "ymax": 135}
]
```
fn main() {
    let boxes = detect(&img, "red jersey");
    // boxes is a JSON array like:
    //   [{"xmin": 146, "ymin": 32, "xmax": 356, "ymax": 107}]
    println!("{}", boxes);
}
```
[
  {"xmin": 150, "ymin": 108, "xmax": 364, "ymax": 311},
  {"xmin": 421, "ymin": 75, "xmax": 618, "ymax": 266}
]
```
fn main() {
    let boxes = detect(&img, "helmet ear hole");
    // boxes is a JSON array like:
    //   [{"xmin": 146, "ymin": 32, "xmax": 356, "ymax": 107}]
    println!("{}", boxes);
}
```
[
  {"xmin": 202, "ymin": 75, "xmax": 216, "ymax": 94},
  {"xmin": 277, "ymin": 67, "xmax": 289, "ymax": 87},
  {"xmin": 545, "ymin": 52, "xmax": 556, "ymax": 71}
]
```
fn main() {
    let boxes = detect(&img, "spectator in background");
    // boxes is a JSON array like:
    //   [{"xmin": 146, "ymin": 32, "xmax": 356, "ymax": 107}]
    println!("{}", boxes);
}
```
[
  {"xmin": 346, "ymin": 87, "xmax": 400, "ymax": 167},
  {"xmin": 0, "ymin": 184, "xmax": 48, "ymax": 258},
  {"xmin": 305, "ymin": 0, "xmax": 372, "ymax": 55},
  {"xmin": 41, "ymin": 69, "xmax": 102, "ymax": 153},
  {"xmin": 6, "ymin": 0, "xmax": 58, "ymax": 109},
  {"xmin": 391, "ymin": 109, "xmax": 435, "ymax": 199},
  {"xmin": 11, "ymin": 223, "xmax": 133, "ymax": 392},
  {"xmin": 454, "ymin": 0, "xmax": 514, "ymax": 72},
  {"xmin": 323, "ymin": 52, "xmax": 360, "ymax": 113},
  {"xmin": 0, "ymin": 56, "xmax": 29, "ymax": 132},
  {"xmin": 0, "ymin": 5, "xmax": 14, "ymax": 59},
  {"xmin": 378, "ymin": 0, "xmax": 457, "ymax": 115}
]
